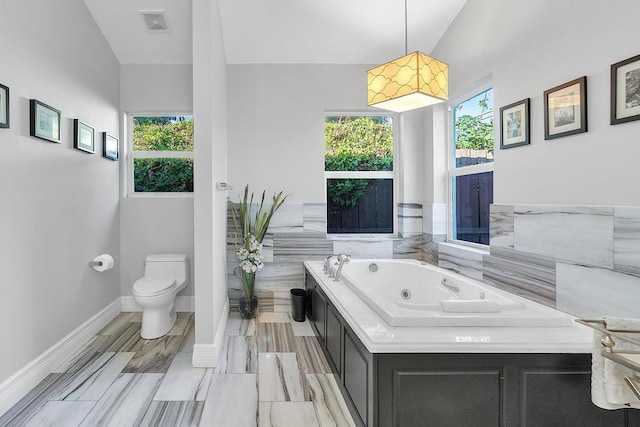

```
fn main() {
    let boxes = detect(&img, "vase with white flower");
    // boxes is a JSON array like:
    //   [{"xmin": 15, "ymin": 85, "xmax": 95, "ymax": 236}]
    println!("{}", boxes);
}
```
[{"xmin": 231, "ymin": 185, "xmax": 288, "ymax": 318}]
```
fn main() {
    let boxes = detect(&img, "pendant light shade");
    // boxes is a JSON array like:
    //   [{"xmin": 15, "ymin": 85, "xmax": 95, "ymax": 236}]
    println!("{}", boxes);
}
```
[{"xmin": 367, "ymin": 51, "xmax": 448, "ymax": 112}]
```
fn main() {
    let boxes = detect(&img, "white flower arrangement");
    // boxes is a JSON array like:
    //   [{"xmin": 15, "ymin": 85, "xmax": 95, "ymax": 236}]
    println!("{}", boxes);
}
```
[
  {"xmin": 236, "ymin": 234, "xmax": 264, "ymax": 273},
  {"xmin": 230, "ymin": 185, "xmax": 288, "ymax": 300}
]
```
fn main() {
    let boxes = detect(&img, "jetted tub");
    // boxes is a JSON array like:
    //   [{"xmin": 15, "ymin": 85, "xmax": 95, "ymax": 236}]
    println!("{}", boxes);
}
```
[{"xmin": 335, "ymin": 258, "xmax": 571, "ymax": 327}]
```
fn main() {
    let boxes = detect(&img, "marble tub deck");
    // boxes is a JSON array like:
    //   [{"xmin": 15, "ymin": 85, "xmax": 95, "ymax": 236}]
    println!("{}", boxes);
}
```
[{"xmin": 0, "ymin": 312, "xmax": 355, "ymax": 427}]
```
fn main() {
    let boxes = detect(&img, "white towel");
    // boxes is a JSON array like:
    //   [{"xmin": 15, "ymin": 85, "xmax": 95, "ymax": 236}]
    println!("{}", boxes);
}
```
[
  {"xmin": 591, "ymin": 316, "xmax": 640, "ymax": 409},
  {"xmin": 591, "ymin": 318, "xmax": 626, "ymax": 410},
  {"xmin": 602, "ymin": 317, "xmax": 640, "ymax": 409}
]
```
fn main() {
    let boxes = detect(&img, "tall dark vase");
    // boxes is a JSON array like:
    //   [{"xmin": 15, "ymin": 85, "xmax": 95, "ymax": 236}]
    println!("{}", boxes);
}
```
[
  {"xmin": 238, "ymin": 295, "xmax": 258, "ymax": 319},
  {"xmin": 238, "ymin": 271, "xmax": 258, "ymax": 319}
]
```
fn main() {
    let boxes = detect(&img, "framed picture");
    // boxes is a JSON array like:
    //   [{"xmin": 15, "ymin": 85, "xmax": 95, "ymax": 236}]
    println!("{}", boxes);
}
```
[
  {"xmin": 73, "ymin": 119, "xmax": 95, "ymax": 153},
  {"xmin": 500, "ymin": 98, "xmax": 530, "ymax": 149},
  {"xmin": 30, "ymin": 99, "xmax": 61, "ymax": 143},
  {"xmin": 544, "ymin": 76, "xmax": 587, "ymax": 140},
  {"xmin": 0, "ymin": 83, "xmax": 9, "ymax": 128},
  {"xmin": 103, "ymin": 132, "xmax": 119, "ymax": 161},
  {"xmin": 611, "ymin": 54, "xmax": 640, "ymax": 125}
]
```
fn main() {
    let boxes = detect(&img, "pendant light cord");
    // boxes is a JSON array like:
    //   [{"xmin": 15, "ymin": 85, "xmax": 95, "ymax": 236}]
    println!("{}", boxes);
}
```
[{"xmin": 404, "ymin": 0, "xmax": 408, "ymax": 54}]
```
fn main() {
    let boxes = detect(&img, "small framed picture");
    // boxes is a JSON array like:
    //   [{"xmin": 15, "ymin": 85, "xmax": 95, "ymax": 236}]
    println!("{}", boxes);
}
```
[
  {"xmin": 30, "ymin": 99, "xmax": 61, "ymax": 143},
  {"xmin": 0, "ymin": 83, "xmax": 9, "ymax": 128},
  {"xmin": 611, "ymin": 54, "xmax": 640, "ymax": 125},
  {"xmin": 544, "ymin": 76, "xmax": 587, "ymax": 140},
  {"xmin": 103, "ymin": 132, "xmax": 119, "ymax": 161},
  {"xmin": 500, "ymin": 98, "xmax": 530, "ymax": 149},
  {"xmin": 74, "ymin": 119, "xmax": 95, "ymax": 153}
]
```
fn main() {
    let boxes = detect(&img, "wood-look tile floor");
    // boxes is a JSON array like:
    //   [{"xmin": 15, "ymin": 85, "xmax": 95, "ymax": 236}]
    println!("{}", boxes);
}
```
[{"xmin": 0, "ymin": 311, "xmax": 355, "ymax": 427}]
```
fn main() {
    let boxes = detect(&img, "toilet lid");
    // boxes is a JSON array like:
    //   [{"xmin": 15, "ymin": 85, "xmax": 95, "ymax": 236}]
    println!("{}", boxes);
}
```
[{"xmin": 133, "ymin": 277, "xmax": 176, "ymax": 296}]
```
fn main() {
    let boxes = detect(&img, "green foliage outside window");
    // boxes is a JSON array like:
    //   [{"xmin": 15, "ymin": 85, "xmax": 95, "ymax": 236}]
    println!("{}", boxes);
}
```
[
  {"xmin": 325, "ymin": 116, "xmax": 393, "ymax": 171},
  {"xmin": 455, "ymin": 114, "xmax": 494, "ymax": 150},
  {"xmin": 325, "ymin": 116, "xmax": 393, "ymax": 210},
  {"xmin": 134, "ymin": 158, "xmax": 194, "ymax": 192},
  {"xmin": 454, "ymin": 90, "xmax": 494, "ymax": 151},
  {"xmin": 133, "ymin": 117, "xmax": 193, "ymax": 151},
  {"xmin": 133, "ymin": 116, "xmax": 194, "ymax": 193}
]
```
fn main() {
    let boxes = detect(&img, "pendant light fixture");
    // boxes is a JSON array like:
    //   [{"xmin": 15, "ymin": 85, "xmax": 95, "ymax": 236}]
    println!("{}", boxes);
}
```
[{"xmin": 367, "ymin": 0, "xmax": 448, "ymax": 112}]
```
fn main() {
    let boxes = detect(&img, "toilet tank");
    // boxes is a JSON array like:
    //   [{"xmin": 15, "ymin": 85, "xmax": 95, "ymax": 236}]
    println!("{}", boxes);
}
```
[{"xmin": 144, "ymin": 254, "xmax": 188, "ymax": 283}]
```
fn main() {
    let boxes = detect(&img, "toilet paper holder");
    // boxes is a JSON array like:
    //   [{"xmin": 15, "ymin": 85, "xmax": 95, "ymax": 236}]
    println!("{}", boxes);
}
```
[{"xmin": 89, "ymin": 254, "xmax": 114, "ymax": 272}]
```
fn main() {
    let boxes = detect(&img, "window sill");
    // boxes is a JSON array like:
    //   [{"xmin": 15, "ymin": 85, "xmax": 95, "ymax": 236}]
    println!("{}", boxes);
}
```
[
  {"xmin": 439, "ymin": 241, "xmax": 489, "ymax": 256},
  {"xmin": 326, "ymin": 234, "xmax": 400, "ymax": 241},
  {"xmin": 126, "ymin": 192, "xmax": 194, "ymax": 199}
]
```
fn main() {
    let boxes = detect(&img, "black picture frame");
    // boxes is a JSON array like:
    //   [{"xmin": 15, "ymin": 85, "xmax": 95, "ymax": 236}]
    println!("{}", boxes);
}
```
[
  {"xmin": 0, "ymin": 83, "xmax": 9, "ymax": 129},
  {"xmin": 611, "ymin": 54, "xmax": 640, "ymax": 125},
  {"xmin": 103, "ymin": 132, "xmax": 119, "ymax": 161},
  {"xmin": 544, "ymin": 76, "xmax": 587, "ymax": 140},
  {"xmin": 73, "ymin": 119, "xmax": 95, "ymax": 154},
  {"xmin": 500, "ymin": 98, "xmax": 530, "ymax": 149},
  {"xmin": 30, "ymin": 99, "xmax": 61, "ymax": 143}
]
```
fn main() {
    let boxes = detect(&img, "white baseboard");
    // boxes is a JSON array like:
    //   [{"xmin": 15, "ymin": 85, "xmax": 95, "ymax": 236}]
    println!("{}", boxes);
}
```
[
  {"xmin": 121, "ymin": 295, "xmax": 195, "ymax": 312},
  {"xmin": 0, "ymin": 298, "xmax": 121, "ymax": 417},
  {"xmin": 192, "ymin": 298, "xmax": 229, "ymax": 368}
]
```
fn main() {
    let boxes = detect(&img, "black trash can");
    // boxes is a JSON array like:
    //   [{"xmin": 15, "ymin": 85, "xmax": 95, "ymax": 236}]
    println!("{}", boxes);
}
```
[{"xmin": 290, "ymin": 288, "xmax": 307, "ymax": 322}]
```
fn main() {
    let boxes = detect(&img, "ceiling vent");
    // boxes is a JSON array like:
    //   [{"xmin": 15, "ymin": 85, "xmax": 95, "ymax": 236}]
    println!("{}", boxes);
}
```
[{"xmin": 139, "ymin": 10, "xmax": 170, "ymax": 32}]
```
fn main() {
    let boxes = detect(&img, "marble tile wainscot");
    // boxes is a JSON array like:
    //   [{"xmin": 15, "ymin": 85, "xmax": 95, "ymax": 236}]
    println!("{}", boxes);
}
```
[
  {"xmin": 437, "ymin": 204, "xmax": 640, "ymax": 319},
  {"xmin": 226, "ymin": 201, "xmax": 433, "ymax": 312}
]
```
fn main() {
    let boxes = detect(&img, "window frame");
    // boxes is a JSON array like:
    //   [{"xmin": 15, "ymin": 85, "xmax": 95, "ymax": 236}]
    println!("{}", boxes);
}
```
[
  {"xmin": 324, "ymin": 111, "xmax": 399, "ymax": 237},
  {"xmin": 446, "ymin": 84, "xmax": 494, "ymax": 247},
  {"xmin": 126, "ymin": 112, "xmax": 194, "ymax": 198}
]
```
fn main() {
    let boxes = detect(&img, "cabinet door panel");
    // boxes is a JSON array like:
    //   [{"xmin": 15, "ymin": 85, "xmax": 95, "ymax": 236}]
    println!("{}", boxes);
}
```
[
  {"xmin": 326, "ymin": 304, "xmax": 342, "ymax": 375},
  {"xmin": 304, "ymin": 273, "xmax": 314, "ymax": 320},
  {"xmin": 344, "ymin": 330, "xmax": 369, "ymax": 426},
  {"xmin": 311, "ymin": 285, "xmax": 326, "ymax": 342},
  {"xmin": 520, "ymin": 369, "xmax": 626, "ymax": 427},
  {"xmin": 392, "ymin": 368, "xmax": 501, "ymax": 427}
]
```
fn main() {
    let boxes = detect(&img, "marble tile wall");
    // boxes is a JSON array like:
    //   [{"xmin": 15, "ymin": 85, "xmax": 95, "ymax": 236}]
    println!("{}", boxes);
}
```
[
  {"xmin": 433, "ymin": 204, "xmax": 640, "ymax": 318},
  {"xmin": 513, "ymin": 206, "xmax": 614, "ymax": 269},
  {"xmin": 227, "ymin": 202, "xmax": 440, "ymax": 311},
  {"xmin": 435, "ymin": 204, "xmax": 640, "ymax": 318},
  {"xmin": 438, "ymin": 242, "xmax": 484, "ymax": 281},
  {"xmin": 227, "ymin": 199, "xmax": 640, "ymax": 319},
  {"xmin": 482, "ymin": 247, "xmax": 556, "ymax": 307}
]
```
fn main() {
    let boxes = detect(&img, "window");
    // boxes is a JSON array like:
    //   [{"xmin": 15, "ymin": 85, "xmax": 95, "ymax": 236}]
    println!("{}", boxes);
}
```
[
  {"xmin": 448, "ymin": 87, "xmax": 494, "ymax": 245},
  {"xmin": 129, "ymin": 115, "xmax": 194, "ymax": 194},
  {"xmin": 324, "ymin": 114, "xmax": 396, "ymax": 234}
]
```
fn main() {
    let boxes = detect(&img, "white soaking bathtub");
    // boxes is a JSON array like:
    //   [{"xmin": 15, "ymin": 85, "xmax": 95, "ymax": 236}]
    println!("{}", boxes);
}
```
[{"xmin": 334, "ymin": 258, "xmax": 571, "ymax": 327}]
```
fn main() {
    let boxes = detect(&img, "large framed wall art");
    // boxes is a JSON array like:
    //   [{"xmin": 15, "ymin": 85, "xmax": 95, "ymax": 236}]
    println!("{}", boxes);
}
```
[
  {"xmin": 611, "ymin": 54, "xmax": 640, "ymax": 125},
  {"xmin": 544, "ymin": 76, "xmax": 587, "ymax": 140}
]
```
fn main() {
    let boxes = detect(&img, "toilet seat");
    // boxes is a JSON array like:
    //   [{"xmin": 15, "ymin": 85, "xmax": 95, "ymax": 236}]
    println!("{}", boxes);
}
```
[{"xmin": 133, "ymin": 277, "xmax": 176, "ymax": 296}]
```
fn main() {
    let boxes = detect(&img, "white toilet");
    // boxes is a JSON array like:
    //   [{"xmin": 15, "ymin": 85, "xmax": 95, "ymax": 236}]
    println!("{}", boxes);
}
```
[{"xmin": 133, "ymin": 254, "xmax": 189, "ymax": 339}]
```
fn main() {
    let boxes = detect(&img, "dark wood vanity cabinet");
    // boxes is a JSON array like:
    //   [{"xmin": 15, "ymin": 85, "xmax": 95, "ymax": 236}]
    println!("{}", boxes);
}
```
[
  {"xmin": 304, "ymin": 270, "xmax": 640, "ymax": 427},
  {"xmin": 306, "ymin": 271, "xmax": 374, "ymax": 427}
]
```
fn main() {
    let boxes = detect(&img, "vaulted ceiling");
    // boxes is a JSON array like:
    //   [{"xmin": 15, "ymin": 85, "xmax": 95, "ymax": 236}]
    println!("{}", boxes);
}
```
[{"xmin": 83, "ymin": 0, "xmax": 467, "ymax": 65}]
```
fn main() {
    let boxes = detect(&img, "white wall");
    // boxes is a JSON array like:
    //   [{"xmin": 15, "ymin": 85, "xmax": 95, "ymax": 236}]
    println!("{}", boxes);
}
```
[
  {"xmin": 432, "ymin": 0, "xmax": 640, "ymax": 207},
  {"xmin": 192, "ymin": 0, "xmax": 229, "ymax": 366},
  {"xmin": 119, "ymin": 65, "xmax": 194, "ymax": 297},
  {"xmin": 398, "ymin": 109, "xmax": 425, "ymax": 203},
  {"xmin": 0, "ymin": 0, "xmax": 120, "ymax": 383}
]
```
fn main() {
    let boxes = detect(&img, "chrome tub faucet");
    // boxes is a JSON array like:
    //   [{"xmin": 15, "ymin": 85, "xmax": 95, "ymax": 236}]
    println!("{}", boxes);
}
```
[{"xmin": 333, "ymin": 253, "xmax": 351, "ymax": 281}]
